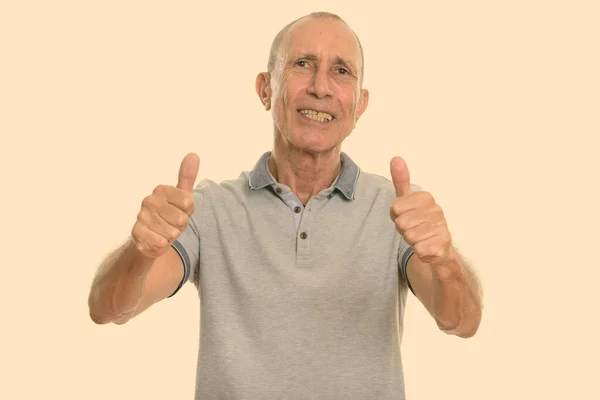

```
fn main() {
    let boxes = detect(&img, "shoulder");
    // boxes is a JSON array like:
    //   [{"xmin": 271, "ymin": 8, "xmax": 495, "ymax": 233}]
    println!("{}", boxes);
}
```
[{"xmin": 191, "ymin": 171, "xmax": 253, "ymax": 202}]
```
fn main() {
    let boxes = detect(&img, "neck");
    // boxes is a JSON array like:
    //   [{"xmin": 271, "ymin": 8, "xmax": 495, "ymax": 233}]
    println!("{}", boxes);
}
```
[{"xmin": 269, "ymin": 135, "xmax": 342, "ymax": 205}]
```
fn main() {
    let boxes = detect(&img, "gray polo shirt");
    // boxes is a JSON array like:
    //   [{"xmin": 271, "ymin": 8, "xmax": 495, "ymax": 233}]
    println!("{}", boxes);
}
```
[{"xmin": 171, "ymin": 151, "xmax": 417, "ymax": 400}]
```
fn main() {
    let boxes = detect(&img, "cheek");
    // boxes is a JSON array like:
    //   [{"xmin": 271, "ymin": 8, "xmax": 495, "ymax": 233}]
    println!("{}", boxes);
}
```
[
  {"xmin": 274, "ymin": 84, "xmax": 292, "ymax": 112},
  {"xmin": 269, "ymin": 83, "xmax": 284, "ymax": 114},
  {"xmin": 271, "ymin": 92, "xmax": 292, "ymax": 127},
  {"xmin": 340, "ymin": 86, "xmax": 360, "ymax": 115}
]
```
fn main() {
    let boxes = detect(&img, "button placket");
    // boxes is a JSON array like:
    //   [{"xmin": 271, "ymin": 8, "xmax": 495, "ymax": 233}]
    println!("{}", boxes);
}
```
[
  {"xmin": 278, "ymin": 190, "xmax": 304, "ymax": 232},
  {"xmin": 296, "ymin": 199, "xmax": 312, "ymax": 266},
  {"xmin": 297, "ymin": 207, "xmax": 309, "ymax": 242}
]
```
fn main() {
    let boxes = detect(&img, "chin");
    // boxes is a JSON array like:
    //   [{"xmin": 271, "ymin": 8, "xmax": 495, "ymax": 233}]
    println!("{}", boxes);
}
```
[
  {"xmin": 278, "ymin": 123, "xmax": 346, "ymax": 154},
  {"xmin": 293, "ymin": 136, "xmax": 339, "ymax": 154}
]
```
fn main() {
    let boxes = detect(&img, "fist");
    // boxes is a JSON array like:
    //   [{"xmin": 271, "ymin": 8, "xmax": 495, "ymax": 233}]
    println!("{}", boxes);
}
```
[
  {"xmin": 389, "ymin": 156, "xmax": 452, "ymax": 265},
  {"xmin": 131, "ymin": 153, "xmax": 200, "ymax": 259}
]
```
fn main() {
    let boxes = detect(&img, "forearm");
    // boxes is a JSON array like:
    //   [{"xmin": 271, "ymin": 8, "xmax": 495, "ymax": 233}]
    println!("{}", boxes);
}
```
[
  {"xmin": 427, "ymin": 247, "xmax": 483, "ymax": 338},
  {"xmin": 88, "ymin": 238, "xmax": 154, "ymax": 324}
]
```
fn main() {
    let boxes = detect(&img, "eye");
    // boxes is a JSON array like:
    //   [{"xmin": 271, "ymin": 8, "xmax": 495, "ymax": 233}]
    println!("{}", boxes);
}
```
[
  {"xmin": 296, "ymin": 60, "xmax": 308, "ymax": 67},
  {"xmin": 337, "ymin": 68, "xmax": 350, "ymax": 75}
]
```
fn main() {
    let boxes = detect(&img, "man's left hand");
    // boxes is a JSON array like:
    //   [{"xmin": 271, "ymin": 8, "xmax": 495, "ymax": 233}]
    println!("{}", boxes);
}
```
[{"xmin": 389, "ymin": 156, "xmax": 453, "ymax": 266}]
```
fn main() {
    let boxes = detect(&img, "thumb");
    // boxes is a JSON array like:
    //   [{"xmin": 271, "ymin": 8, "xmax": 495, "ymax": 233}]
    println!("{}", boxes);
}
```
[
  {"xmin": 390, "ymin": 156, "xmax": 412, "ymax": 197},
  {"xmin": 177, "ymin": 153, "xmax": 200, "ymax": 192}
]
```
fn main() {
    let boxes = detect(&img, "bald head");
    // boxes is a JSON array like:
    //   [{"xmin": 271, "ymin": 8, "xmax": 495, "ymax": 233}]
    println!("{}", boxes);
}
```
[
  {"xmin": 254, "ymin": 11, "xmax": 370, "ymax": 156},
  {"xmin": 267, "ymin": 12, "xmax": 365, "ymax": 85}
]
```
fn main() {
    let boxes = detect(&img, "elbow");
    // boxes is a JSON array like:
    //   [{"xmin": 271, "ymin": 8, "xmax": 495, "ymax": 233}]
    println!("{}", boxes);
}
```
[
  {"xmin": 454, "ymin": 324, "xmax": 479, "ymax": 339},
  {"xmin": 88, "ymin": 292, "xmax": 129, "ymax": 325},
  {"xmin": 437, "ymin": 310, "xmax": 482, "ymax": 339},
  {"xmin": 439, "ymin": 323, "xmax": 479, "ymax": 339},
  {"xmin": 89, "ymin": 309, "xmax": 109, "ymax": 325},
  {"xmin": 88, "ymin": 299, "xmax": 112, "ymax": 325},
  {"xmin": 89, "ymin": 307, "xmax": 130, "ymax": 325}
]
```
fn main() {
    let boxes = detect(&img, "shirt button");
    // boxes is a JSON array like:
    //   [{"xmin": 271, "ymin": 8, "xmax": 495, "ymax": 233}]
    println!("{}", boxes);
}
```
[
  {"xmin": 327, "ymin": 194, "xmax": 332, "ymax": 199},
  {"xmin": 275, "ymin": 187, "xmax": 282, "ymax": 194},
  {"xmin": 300, "ymin": 232, "xmax": 308, "ymax": 239},
  {"xmin": 294, "ymin": 206, "xmax": 301, "ymax": 213}
]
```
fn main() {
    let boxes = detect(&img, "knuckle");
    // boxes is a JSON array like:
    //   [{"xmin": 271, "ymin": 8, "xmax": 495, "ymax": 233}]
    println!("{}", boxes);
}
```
[
  {"xmin": 396, "ymin": 214, "xmax": 408, "ymax": 229},
  {"xmin": 141, "ymin": 195, "xmax": 153, "ymax": 208},
  {"xmin": 166, "ymin": 227, "xmax": 180, "ymax": 242},
  {"xmin": 415, "ymin": 242, "xmax": 435, "ymax": 258},
  {"xmin": 394, "ymin": 219, "xmax": 405, "ymax": 234},
  {"xmin": 413, "ymin": 242, "xmax": 425, "ymax": 256},
  {"xmin": 156, "ymin": 235, "xmax": 169, "ymax": 248},
  {"xmin": 136, "ymin": 209, "xmax": 150, "ymax": 223},
  {"xmin": 178, "ymin": 214, "xmax": 189, "ymax": 228},
  {"xmin": 141, "ymin": 194, "xmax": 161, "ymax": 211},
  {"xmin": 131, "ymin": 235, "xmax": 147, "ymax": 252},
  {"xmin": 403, "ymin": 229, "xmax": 416, "ymax": 244},
  {"xmin": 153, "ymin": 184, "xmax": 166, "ymax": 194},
  {"xmin": 416, "ymin": 191, "xmax": 433, "ymax": 205},
  {"xmin": 428, "ymin": 242, "xmax": 445, "ymax": 259},
  {"xmin": 422, "ymin": 191, "xmax": 434, "ymax": 202},
  {"xmin": 131, "ymin": 226, "xmax": 142, "ymax": 241},
  {"xmin": 182, "ymin": 197, "xmax": 195, "ymax": 213},
  {"xmin": 425, "ymin": 242, "xmax": 436, "ymax": 254}
]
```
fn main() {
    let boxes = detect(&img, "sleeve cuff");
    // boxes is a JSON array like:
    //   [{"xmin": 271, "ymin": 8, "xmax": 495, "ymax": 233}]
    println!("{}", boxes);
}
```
[
  {"xmin": 167, "ymin": 240, "xmax": 191, "ymax": 298},
  {"xmin": 401, "ymin": 247, "xmax": 416, "ymax": 296}
]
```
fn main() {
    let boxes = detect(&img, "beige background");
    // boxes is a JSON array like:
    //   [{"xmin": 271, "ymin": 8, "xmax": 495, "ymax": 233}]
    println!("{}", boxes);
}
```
[{"xmin": 1, "ymin": 0, "xmax": 598, "ymax": 399}]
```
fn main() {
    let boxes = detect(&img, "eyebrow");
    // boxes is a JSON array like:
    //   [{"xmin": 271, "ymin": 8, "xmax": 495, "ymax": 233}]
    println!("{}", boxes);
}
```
[{"xmin": 294, "ymin": 52, "xmax": 357, "ymax": 73}]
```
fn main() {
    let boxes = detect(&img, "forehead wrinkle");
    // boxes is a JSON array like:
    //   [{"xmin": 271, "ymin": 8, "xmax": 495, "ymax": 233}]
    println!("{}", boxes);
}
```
[{"xmin": 269, "ymin": 14, "xmax": 365, "ymax": 84}]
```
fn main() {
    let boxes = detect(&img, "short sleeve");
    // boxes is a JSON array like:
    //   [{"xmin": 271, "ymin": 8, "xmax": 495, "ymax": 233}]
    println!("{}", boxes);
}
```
[
  {"xmin": 398, "ymin": 236, "xmax": 416, "ymax": 296},
  {"xmin": 397, "ymin": 183, "xmax": 423, "ymax": 296},
  {"xmin": 167, "ymin": 182, "xmax": 205, "ymax": 297}
]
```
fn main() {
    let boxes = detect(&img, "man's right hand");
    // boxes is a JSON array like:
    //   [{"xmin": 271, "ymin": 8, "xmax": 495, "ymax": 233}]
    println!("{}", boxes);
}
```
[{"xmin": 131, "ymin": 153, "xmax": 200, "ymax": 259}]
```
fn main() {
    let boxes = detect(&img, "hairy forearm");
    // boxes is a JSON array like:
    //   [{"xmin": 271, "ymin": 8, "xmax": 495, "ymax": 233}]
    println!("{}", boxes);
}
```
[
  {"xmin": 88, "ymin": 239, "xmax": 154, "ymax": 324},
  {"xmin": 428, "ymin": 247, "xmax": 483, "ymax": 338}
]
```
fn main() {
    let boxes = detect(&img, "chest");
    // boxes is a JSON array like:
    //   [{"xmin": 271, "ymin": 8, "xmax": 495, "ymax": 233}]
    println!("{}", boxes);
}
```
[{"xmin": 196, "ymin": 192, "xmax": 402, "ymax": 310}]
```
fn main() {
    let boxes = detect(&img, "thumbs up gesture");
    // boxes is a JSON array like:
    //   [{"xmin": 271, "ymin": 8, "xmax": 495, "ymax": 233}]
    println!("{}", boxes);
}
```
[
  {"xmin": 389, "ymin": 157, "xmax": 452, "ymax": 265},
  {"xmin": 131, "ymin": 153, "xmax": 200, "ymax": 259}
]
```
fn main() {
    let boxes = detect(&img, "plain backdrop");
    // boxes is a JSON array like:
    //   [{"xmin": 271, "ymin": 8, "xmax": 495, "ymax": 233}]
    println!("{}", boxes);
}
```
[{"xmin": 1, "ymin": 1, "xmax": 599, "ymax": 399}]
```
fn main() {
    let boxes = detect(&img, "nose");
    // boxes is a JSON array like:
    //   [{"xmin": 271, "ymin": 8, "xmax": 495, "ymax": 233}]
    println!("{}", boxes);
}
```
[{"xmin": 308, "ymin": 67, "xmax": 332, "ymax": 99}]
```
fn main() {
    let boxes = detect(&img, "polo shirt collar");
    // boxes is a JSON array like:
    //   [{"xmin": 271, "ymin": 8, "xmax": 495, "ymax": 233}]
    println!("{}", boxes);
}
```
[{"xmin": 248, "ymin": 151, "xmax": 360, "ymax": 200}]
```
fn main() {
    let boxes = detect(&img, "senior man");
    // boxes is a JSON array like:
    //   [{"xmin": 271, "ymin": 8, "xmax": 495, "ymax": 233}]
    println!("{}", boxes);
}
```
[{"xmin": 88, "ymin": 11, "xmax": 483, "ymax": 399}]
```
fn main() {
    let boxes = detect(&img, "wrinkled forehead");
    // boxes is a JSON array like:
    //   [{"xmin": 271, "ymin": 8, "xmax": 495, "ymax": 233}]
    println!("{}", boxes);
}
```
[{"xmin": 281, "ymin": 18, "xmax": 362, "ymax": 70}]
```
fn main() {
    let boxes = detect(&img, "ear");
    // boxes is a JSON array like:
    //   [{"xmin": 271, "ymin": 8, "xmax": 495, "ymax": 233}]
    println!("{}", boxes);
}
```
[
  {"xmin": 356, "ymin": 88, "xmax": 369, "ymax": 120},
  {"xmin": 255, "ymin": 72, "xmax": 272, "ymax": 111}
]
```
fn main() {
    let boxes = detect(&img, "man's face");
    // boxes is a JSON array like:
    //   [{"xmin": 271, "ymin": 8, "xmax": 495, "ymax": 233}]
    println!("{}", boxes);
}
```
[{"xmin": 261, "ymin": 17, "xmax": 369, "ymax": 154}]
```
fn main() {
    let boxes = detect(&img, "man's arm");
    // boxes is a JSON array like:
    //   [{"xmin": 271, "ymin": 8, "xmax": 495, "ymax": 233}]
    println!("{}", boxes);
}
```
[
  {"xmin": 88, "ymin": 153, "xmax": 200, "ymax": 325},
  {"xmin": 88, "ymin": 239, "xmax": 184, "ymax": 325},
  {"xmin": 405, "ymin": 246, "xmax": 483, "ymax": 338},
  {"xmin": 389, "ymin": 156, "xmax": 483, "ymax": 338}
]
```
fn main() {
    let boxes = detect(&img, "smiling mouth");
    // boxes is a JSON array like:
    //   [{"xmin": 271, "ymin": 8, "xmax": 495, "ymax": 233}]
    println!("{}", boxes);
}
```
[{"xmin": 298, "ymin": 109, "xmax": 334, "ymax": 122}]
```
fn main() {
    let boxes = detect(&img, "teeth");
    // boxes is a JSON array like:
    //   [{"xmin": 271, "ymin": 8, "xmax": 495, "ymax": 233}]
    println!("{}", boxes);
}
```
[{"xmin": 299, "ymin": 109, "xmax": 333, "ymax": 122}]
